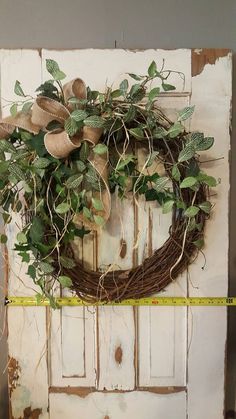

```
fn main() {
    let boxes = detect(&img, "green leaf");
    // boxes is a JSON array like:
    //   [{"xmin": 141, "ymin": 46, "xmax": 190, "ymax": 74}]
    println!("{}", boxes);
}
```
[
  {"xmin": 68, "ymin": 97, "xmax": 86, "ymax": 104},
  {"xmin": 58, "ymin": 275, "xmax": 73, "ymax": 288},
  {"xmin": 162, "ymin": 200, "xmax": 175, "ymax": 214},
  {"xmin": 55, "ymin": 202, "xmax": 70, "ymax": 214},
  {"xmin": 36, "ymin": 80, "xmax": 58, "ymax": 100},
  {"xmin": 153, "ymin": 176, "xmax": 169, "ymax": 192},
  {"xmin": 196, "ymin": 136, "xmax": 214, "ymax": 151},
  {"xmin": 27, "ymin": 265, "xmax": 36, "ymax": 280},
  {"xmin": 148, "ymin": 87, "xmax": 160, "ymax": 102},
  {"xmin": 0, "ymin": 161, "xmax": 10, "ymax": 174},
  {"xmin": 20, "ymin": 252, "xmax": 30, "ymax": 263},
  {"xmin": 66, "ymin": 174, "xmax": 83, "ymax": 189},
  {"xmin": 129, "ymin": 127, "xmax": 144, "ymax": 139},
  {"xmin": 2, "ymin": 213, "xmax": 11, "ymax": 224},
  {"xmin": 0, "ymin": 139, "xmax": 15, "ymax": 153},
  {"xmin": 146, "ymin": 151, "xmax": 159, "ymax": 167},
  {"xmin": 117, "ymin": 154, "xmax": 136, "ymax": 170},
  {"xmin": 180, "ymin": 176, "xmax": 198, "ymax": 188},
  {"xmin": 0, "ymin": 234, "xmax": 7, "ymax": 244},
  {"xmin": 8, "ymin": 164, "xmax": 26, "ymax": 181},
  {"xmin": 46, "ymin": 59, "xmax": 59, "ymax": 73},
  {"xmin": 197, "ymin": 172, "xmax": 217, "ymax": 187},
  {"xmin": 123, "ymin": 106, "xmax": 136, "ymax": 123},
  {"xmin": 128, "ymin": 84, "xmax": 144, "ymax": 101},
  {"xmin": 178, "ymin": 105, "xmax": 195, "ymax": 122},
  {"xmin": 14, "ymin": 80, "xmax": 25, "ymax": 97},
  {"xmin": 189, "ymin": 132, "xmax": 214, "ymax": 152},
  {"xmin": 75, "ymin": 160, "xmax": 86, "ymax": 172},
  {"xmin": 39, "ymin": 261, "xmax": 54, "ymax": 274},
  {"xmin": 85, "ymin": 166, "xmax": 100, "ymax": 191},
  {"xmin": 53, "ymin": 70, "xmax": 66, "ymax": 81},
  {"xmin": 71, "ymin": 110, "xmax": 88, "ymax": 122},
  {"xmin": 198, "ymin": 201, "xmax": 212, "ymax": 214},
  {"xmin": 168, "ymin": 122, "xmax": 184, "ymax": 138},
  {"xmin": 80, "ymin": 141, "xmax": 90, "ymax": 161},
  {"xmin": 162, "ymin": 83, "xmax": 176, "ymax": 91},
  {"xmin": 34, "ymin": 157, "xmax": 51, "ymax": 169},
  {"xmin": 84, "ymin": 115, "xmax": 104, "ymax": 128},
  {"xmin": 111, "ymin": 89, "xmax": 122, "ymax": 98},
  {"xmin": 74, "ymin": 226, "xmax": 90, "ymax": 238},
  {"xmin": 65, "ymin": 117, "xmax": 79, "ymax": 136},
  {"xmin": 178, "ymin": 145, "xmax": 195, "ymax": 162},
  {"xmin": 196, "ymin": 222, "xmax": 203, "ymax": 232},
  {"xmin": 94, "ymin": 215, "xmax": 105, "ymax": 226},
  {"xmin": 29, "ymin": 217, "xmax": 44, "ymax": 243},
  {"xmin": 92, "ymin": 197, "xmax": 104, "ymax": 211},
  {"xmin": 187, "ymin": 217, "xmax": 196, "ymax": 232},
  {"xmin": 60, "ymin": 256, "xmax": 76, "ymax": 269},
  {"xmin": 190, "ymin": 131, "xmax": 203, "ymax": 144},
  {"xmin": 193, "ymin": 238, "xmax": 204, "ymax": 249},
  {"xmin": 83, "ymin": 206, "xmax": 92, "ymax": 219},
  {"xmin": 153, "ymin": 126, "xmax": 168, "ymax": 139},
  {"xmin": 172, "ymin": 164, "xmax": 181, "ymax": 181},
  {"xmin": 148, "ymin": 61, "xmax": 157, "ymax": 77},
  {"xmin": 10, "ymin": 103, "xmax": 17, "ymax": 116},
  {"xmin": 22, "ymin": 101, "xmax": 33, "ymax": 114},
  {"xmin": 93, "ymin": 143, "xmax": 108, "ymax": 155},
  {"xmin": 119, "ymin": 79, "xmax": 129, "ymax": 95},
  {"xmin": 17, "ymin": 232, "xmax": 27, "ymax": 244},
  {"xmin": 184, "ymin": 206, "xmax": 200, "ymax": 218},
  {"xmin": 128, "ymin": 73, "xmax": 143, "ymax": 81},
  {"xmin": 46, "ymin": 59, "xmax": 60, "ymax": 78}
]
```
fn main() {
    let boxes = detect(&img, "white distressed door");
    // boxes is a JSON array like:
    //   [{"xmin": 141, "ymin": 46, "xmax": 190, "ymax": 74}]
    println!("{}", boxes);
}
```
[{"xmin": 3, "ymin": 48, "xmax": 231, "ymax": 419}]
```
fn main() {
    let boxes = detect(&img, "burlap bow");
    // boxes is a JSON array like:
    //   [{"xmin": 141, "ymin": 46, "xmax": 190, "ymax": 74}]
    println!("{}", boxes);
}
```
[{"xmin": 0, "ymin": 78, "xmax": 111, "ymax": 229}]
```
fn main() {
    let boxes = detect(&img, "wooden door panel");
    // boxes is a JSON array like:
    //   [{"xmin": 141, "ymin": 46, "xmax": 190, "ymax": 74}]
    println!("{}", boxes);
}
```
[
  {"xmin": 187, "ymin": 49, "xmax": 231, "ymax": 419},
  {"xmin": 49, "ymin": 391, "xmax": 187, "ymax": 419},
  {"xmin": 1, "ymin": 49, "xmax": 49, "ymax": 419},
  {"xmin": 50, "ymin": 305, "xmax": 97, "ymax": 387},
  {"xmin": 45, "ymin": 49, "xmax": 192, "ymax": 394},
  {"xmin": 4, "ymin": 48, "xmax": 231, "ymax": 419}
]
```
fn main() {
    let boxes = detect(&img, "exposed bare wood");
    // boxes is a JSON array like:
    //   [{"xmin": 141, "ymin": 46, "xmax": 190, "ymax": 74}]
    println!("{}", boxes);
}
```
[
  {"xmin": 49, "ymin": 386, "xmax": 96, "ymax": 398},
  {"xmin": 191, "ymin": 48, "xmax": 231, "ymax": 77},
  {"xmin": 119, "ymin": 239, "xmax": 127, "ymax": 259},
  {"xmin": 8, "ymin": 357, "xmax": 21, "ymax": 397},
  {"xmin": 49, "ymin": 385, "xmax": 186, "ymax": 395},
  {"xmin": 114, "ymin": 346, "xmax": 123, "ymax": 365},
  {"xmin": 19, "ymin": 406, "xmax": 42, "ymax": 419}
]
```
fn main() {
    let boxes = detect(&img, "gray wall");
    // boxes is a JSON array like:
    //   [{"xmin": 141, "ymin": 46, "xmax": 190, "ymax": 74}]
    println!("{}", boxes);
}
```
[{"xmin": 0, "ymin": 1, "xmax": 236, "ymax": 418}]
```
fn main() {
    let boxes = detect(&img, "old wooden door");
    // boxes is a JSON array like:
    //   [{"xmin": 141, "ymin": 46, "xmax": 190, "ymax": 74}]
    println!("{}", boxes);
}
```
[{"xmin": 3, "ymin": 48, "xmax": 231, "ymax": 419}]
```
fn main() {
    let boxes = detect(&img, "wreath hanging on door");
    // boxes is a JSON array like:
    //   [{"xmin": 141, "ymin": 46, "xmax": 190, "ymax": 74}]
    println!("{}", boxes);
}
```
[{"xmin": 0, "ymin": 59, "xmax": 216, "ymax": 305}]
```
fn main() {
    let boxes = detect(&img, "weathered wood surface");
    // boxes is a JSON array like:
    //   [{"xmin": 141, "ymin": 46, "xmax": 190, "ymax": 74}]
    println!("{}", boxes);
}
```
[{"xmin": 4, "ymin": 48, "xmax": 231, "ymax": 419}]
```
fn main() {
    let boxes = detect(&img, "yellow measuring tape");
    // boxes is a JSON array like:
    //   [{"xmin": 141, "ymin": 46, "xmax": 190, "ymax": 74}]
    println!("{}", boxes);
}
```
[{"xmin": 4, "ymin": 296, "xmax": 236, "ymax": 307}]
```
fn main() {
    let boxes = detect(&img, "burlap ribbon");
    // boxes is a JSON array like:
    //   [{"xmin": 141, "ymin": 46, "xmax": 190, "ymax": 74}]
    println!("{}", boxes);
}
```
[{"xmin": 0, "ymin": 78, "xmax": 111, "ymax": 229}]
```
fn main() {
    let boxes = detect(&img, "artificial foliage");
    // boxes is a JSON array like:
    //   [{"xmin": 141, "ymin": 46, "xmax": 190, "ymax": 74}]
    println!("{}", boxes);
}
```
[{"xmin": 0, "ymin": 59, "xmax": 217, "ymax": 305}]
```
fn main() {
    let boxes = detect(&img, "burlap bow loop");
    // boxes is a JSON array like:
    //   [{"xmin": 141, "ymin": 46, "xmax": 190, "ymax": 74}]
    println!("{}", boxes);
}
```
[
  {"xmin": 31, "ymin": 96, "xmax": 70, "ymax": 127},
  {"xmin": 0, "ymin": 76, "xmax": 111, "ymax": 229},
  {"xmin": 0, "ymin": 112, "xmax": 40, "ymax": 137},
  {"xmin": 63, "ymin": 78, "xmax": 87, "ymax": 109}
]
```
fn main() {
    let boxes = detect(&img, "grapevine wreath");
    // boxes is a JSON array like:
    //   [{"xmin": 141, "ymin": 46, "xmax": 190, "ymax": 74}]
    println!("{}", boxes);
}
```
[{"xmin": 0, "ymin": 59, "xmax": 217, "ymax": 305}]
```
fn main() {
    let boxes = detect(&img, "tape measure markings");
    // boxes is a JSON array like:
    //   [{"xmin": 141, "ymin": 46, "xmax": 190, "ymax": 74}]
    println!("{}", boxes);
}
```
[{"xmin": 5, "ymin": 296, "xmax": 236, "ymax": 307}]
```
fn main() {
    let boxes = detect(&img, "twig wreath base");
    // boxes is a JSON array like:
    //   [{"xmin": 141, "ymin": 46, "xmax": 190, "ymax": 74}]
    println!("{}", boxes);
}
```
[
  {"xmin": 62, "ymin": 168, "xmax": 207, "ymax": 303},
  {"xmin": 0, "ymin": 58, "xmax": 215, "ymax": 306}
]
